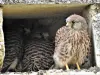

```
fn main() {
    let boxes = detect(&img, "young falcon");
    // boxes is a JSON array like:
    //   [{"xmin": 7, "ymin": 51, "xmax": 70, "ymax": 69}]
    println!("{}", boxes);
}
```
[
  {"xmin": 53, "ymin": 14, "xmax": 91, "ymax": 70},
  {"xmin": 22, "ymin": 28, "xmax": 54, "ymax": 72},
  {"xmin": 1, "ymin": 23, "xmax": 24, "ymax": 72}
]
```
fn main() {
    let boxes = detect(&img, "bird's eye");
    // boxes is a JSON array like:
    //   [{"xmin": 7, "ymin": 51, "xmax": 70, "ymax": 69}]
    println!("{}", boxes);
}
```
[{"xmin": 72, "ymin": 21, "xmax": 75, "ymax": 24}]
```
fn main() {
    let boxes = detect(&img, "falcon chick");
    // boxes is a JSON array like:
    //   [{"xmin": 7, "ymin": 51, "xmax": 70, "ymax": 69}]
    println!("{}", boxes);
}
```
[
  {"xmin": 1, "ymin": 23, "xmax": 24, "ymax": 72},
  {"xmin": 53, "ymin": 14, "xmax": 91, "ymax": 70},
  {"xmin": 22, "ymin": 28, "xmax": 54, "ymax": 72}
]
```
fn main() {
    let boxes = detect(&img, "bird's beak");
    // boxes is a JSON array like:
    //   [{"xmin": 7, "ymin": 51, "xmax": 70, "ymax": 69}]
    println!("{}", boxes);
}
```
[{"xmin": 66, "ymin": 22, "xmax": 72, "ymax": 27}]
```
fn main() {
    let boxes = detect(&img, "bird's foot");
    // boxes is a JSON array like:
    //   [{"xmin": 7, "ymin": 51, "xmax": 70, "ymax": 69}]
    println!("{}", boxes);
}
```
[
  {"xmin": 65, "ymin": 64, "xmax": 69, "ymax": 70},
  {"xmin": 76, "ymin": 62, "xmax": 80, "ymax": 70}
]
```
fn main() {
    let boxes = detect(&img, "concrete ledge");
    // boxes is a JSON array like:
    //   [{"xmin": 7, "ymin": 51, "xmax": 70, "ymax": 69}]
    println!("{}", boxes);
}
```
[
  {"xmin": 0, "ymin": 70, "xmax": 99, "ymax": 75},
  {"xmin": 3, "ymin": 4, "xmax": 89, "ymax": 18},
  {"xmin": 1, "ymin": 67, "xmax": 100, "ymax": 75},
  {"xmin": 0, "ymin": 0, "xmax": 100, "ymax": 4}
]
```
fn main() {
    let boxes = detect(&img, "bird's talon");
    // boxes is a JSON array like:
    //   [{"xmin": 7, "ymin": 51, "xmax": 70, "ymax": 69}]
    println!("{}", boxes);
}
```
[
  {"xmin": 76, "ymin": 62, "xmax": 80, "ymax": 70},
  {"xmin": 65, "ymin": 64, "xmax": 69, "ymax": 70}
]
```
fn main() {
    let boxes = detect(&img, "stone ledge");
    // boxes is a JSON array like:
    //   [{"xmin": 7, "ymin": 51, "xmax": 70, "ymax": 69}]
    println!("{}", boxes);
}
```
[
  {"xmin": 0, "ymin": 0, "xmax": 100, "ymax": 4},
  {"xmin": 42, "ymin": 67, "xmax": 100, "ymax": 74},
  {"xmin": 1, "ymin": 67, "xmax": 100, "ymax": 75},
  {"xmin": 0, "ymin": 71, "xmax": 99, "ymax": 75}
]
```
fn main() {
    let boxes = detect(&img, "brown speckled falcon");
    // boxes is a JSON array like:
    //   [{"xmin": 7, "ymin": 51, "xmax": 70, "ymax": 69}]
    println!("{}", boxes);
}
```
[{"xmin": 53, "ymin": 14, "xmax": 91, "ymax": 70}]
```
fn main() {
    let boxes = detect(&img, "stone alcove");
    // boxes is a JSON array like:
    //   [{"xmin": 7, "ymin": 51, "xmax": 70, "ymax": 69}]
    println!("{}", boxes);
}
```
[{"xmin": 0, "ymin": 3, "xmax": 100, "ymax": 75}]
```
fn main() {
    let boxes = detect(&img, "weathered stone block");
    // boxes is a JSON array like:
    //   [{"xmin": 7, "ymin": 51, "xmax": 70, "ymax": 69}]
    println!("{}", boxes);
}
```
[{"xmin": 0, "ymin": 8, "xmax": 5, "ymax": 71}]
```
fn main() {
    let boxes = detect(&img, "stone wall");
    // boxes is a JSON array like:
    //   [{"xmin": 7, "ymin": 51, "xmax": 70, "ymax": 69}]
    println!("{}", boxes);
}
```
[
  {"xmin": 83, "ymin": 4, "xmax": 100, "ymax": 36},
  {"xmin": 0, "ymin": 0, "xmax": 100, "ymax": 4},
  {"xmin": 83, "ymin": 4, "xmax": 100, "ymax": 67},
  {"xmin": 0, "ymin": 8, "xmax": 5, "ymax": 71}
]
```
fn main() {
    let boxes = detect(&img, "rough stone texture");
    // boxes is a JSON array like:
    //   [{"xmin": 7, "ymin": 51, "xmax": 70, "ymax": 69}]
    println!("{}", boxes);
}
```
[
  {"xmin": 0, "ymin": 8, "xmax": 5, "ymax": 71},
  {"xmin": 0, "ymin": 0, "xmax": 100, "ymax": 4},
  {"xmin": 1, "ymin": 67, "xmax": 100, "ymax": 75},
  {"xmin": 82, "ymin": 4, "xmax": 100, "ymax": 67},
  {"xmin": 92, "ymin": 13, "xmax": 100, "ymax": 67},
  {"xmin": 83, "ymin": 4, "xmax": 100, "ymax": 36}
]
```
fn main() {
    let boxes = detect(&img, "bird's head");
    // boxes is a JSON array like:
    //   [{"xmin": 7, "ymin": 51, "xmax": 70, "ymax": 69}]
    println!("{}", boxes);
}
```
[{"xmin": 66, "ymin": 14, "xmax": 88, "ymax": 30}]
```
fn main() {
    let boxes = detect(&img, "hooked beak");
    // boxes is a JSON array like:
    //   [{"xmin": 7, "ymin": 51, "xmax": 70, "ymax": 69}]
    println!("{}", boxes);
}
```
[
  {"xmin": 66, "ymin": 22, "xmax": 72, "ymax": 27},
  {"xmin": 66, "ymin": 21, "xmax": 74, "ymax": 28}
]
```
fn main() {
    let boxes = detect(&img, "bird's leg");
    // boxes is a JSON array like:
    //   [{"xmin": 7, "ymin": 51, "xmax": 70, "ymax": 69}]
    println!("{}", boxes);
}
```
[
  {"xmin": 76, "ymin": 62, "xmax": 80, "ymax": 70},
  {"xmin": 65, "ymin": 64, "xmax": 69, "ymax": 70}
]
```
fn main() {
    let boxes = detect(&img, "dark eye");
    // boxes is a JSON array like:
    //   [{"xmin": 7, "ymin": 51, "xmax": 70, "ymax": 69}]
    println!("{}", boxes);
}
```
[{"xmin": 72, "ymin": 21, "xmax": 75, "ymax": 24}]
